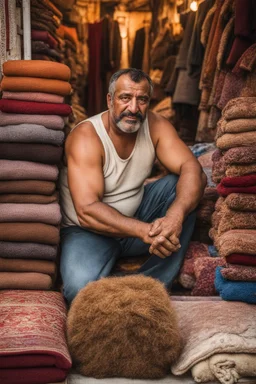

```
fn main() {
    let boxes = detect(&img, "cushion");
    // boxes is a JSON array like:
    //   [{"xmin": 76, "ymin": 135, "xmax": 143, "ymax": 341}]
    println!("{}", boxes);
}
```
[{"xmin": 67, "ymin": 275, "xmax": 182, "ymax": 379}]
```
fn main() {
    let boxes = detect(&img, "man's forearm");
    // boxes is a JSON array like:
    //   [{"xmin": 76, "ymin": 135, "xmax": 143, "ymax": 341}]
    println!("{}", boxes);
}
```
[
  {"xmin": 77, "ymin": 201, "xmax": 150, "ymax": 240},
  {"xmin": 167, "ymin": 162, "xmax": 207, "ymax": 220}
]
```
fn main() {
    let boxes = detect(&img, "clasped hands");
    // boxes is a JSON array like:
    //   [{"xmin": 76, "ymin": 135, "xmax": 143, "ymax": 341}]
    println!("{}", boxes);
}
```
[{"xmin": 146, "ymin": 215, "xmax": 183, "ymax": 259}]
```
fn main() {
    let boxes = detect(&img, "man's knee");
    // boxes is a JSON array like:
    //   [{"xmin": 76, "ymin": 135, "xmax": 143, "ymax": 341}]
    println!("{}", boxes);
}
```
[{"xmin": 62, "ymin": 271, "xmax": 93, "ymax": 303}]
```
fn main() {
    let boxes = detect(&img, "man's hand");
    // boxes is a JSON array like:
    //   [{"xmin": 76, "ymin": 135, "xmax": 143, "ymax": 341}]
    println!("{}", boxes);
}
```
[{"xmin": 147, "ymin": 215, "xmax": 183, "ymax": 258}]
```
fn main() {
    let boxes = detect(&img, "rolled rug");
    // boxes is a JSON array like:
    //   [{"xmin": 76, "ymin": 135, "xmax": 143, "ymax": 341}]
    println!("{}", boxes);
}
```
[
  {"xmin": 0, "ymin": 180, "xmax": 56, "ymax": 195},
  {"xmin": 221, "ymin": 174, "xmax": 256, "ymax": 187},
  {"xmin": 0, "ymin": 272, "xmax": 53, "ymax": 290},
  {"xmin": 0, "ymin": 223, "xmax": 60, "ymax": 245},
  {"xmin": 0, "ymin": 290, "xmax": 72, "ymax": 383},
  {"xmin": 0, "ymin": 99, "xmax": 72, "ymax": 116},
  {"xmin": 0, "ymin": 143, "xmax": 63, "ymax": 165},
  {"xmin": 0, "ymin": 191, "xmax": 58, "ymax": 204},
  {"xmin": 225, "ymin": 193, "xmax": 256, "ymax": 211},
  {"xmin": 2, "ymin": 60, "xmax": 71, "ymax": 81},
  {"xmin": 0, "ymin": 76, "xmax": 72, "ymax": 96},
  {"xmin": 0, "ymin": 241, "xmax": 57, "ymax": 260},
  {"xmin": 0, "ymin": 124, "xmax": 65, "ymax": 146},
  {"xmin": 226, "ymin": 253, "xmax": 256, "ymax": 266},
  {"xmin": 31, "ymin": 30, "xmax": 59, "ymax": 49},
  {"xmin": 215, "ymin": 266, "xmax": 256, "ymax": 304},
  {"xmin": 0, "ymin": 258, "xmax": 56, "ymax": 275},
  {"xmin": 2, "ymin": 91, "xmax": 64, "ymax": 103},
  {"xmin": 217, "ymin": 184, "xmax": 256, "ymax": 196},
  {"xmin": 0, "ymin": 111, "xmax": 65, "ymax": 130},
  {"xmin": 0, "ymin": 160, "xmax": 59, "ymax": 181},
  {"xmin": 0, "ymin": 203, "xmax": 61, "ymax": 225}
]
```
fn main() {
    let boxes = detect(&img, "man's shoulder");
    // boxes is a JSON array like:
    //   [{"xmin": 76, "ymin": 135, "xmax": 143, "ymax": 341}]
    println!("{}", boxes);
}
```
[{"xmin": 148, "ymin": 110, "xmax": 176, "ymax": 133}]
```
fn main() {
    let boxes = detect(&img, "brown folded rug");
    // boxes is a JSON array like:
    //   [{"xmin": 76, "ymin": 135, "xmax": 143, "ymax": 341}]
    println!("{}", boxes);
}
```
[
  {"xmin": 216, "ymin": 229, "xmax": 256, "ymax": 258},
  {"xmin": 0, "ymin": 223, "xmax": 59, "ymax": 245},
  {"xmin": 0, "ymin": 241, "xmax": 57, "ymax": 260},
  {"xmin": 0, "ymin": 192, "xmax": 58, "ymax": 204},
  {"xmin": 0, "ymin": 180, "xmax": 56, "ymax": 195},
  {"xmin": 216, "ymin": 131, "xmax": 256, "ymax": 150},
  {"xmin": 222, "ymin": 119, "xmax": 256, "ymax": 134},
  {"xmin": 2, "ymin": 91, "xmax": 64, "ymax": 103},
  {"xmin": 3, "ymin": 60, "xmax": 71, "ymax": 81},
  {"xmin": 0, "ymin": 257, "xmax": 56, "ymax": 275},
  {"xmin": 1, "ymin": 76, "xmax": 72, "ymax": 96},
  {"xmin": 0, "ymin": 272, "xmax": 53, "ymax": 289},
  {"xmin": 221, "ymin": 264, "xmax": 256, "ymax": 281},
  {"xmin": 226, "ymin": 163, "xmax": 256, "ymax": 177},
  {"xmin": 224, "ymin": 146, "xmax": 256, "ymax": 164},
  {"xmin": 225, "ymin": 193, "xmax": 256, "ymax": 211},
  {"xmin": 0, "ymin": 143, "xmax": 63, "ymax": 165},
  {"xmin": 222, "ymin": 97, "xmax": 256, "ymax": 120},
  {"xmin": 0, "ymin": 203, "xmax": 61, "ymax": 225},
  {"xmin": 0, "ymin": 160, "xmax": 58, "ymax": 181},
  {"xmin": 216, "ymin": 205, "xmax": 256, "ymax": 235}
]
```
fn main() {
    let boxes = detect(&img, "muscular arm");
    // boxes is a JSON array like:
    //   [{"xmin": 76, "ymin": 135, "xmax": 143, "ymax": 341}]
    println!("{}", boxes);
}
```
[{"xmin": 66, "ymin": 123, "xmax": 151, "ymax": 242}]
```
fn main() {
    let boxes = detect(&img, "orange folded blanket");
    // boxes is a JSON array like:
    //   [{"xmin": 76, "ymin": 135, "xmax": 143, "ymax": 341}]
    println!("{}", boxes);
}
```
[
  {"xmin": 1, "ymin": 76, "xmax": 72, "ymax": 96},
  {"xmin": 3, "ymin": 60, "xmax": 71, "ymax": 81},
  {"xmin": 0, "ymin": 223, "xmax": 60, "ymax": 245},
  {"xmin": 0, "ymin": 272, "xmax": 53, "ymax": 289},
  {"xmin": 0, "ymin": 258, "xmax": 56, "ymax": 275}
]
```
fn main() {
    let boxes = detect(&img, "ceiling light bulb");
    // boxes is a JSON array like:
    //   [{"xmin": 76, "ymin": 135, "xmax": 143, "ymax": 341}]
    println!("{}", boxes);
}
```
[{"xmin": 190, "ymin": 1, "xmax": 198, "ymax": 11}]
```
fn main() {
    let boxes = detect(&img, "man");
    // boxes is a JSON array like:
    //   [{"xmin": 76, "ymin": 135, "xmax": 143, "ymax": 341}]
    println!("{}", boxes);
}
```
[{"xmin": 59, "ymin": 68, "xmax": 207, "ymax": 303}]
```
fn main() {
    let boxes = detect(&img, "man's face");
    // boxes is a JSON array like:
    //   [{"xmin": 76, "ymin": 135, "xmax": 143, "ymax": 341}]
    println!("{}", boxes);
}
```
[{"xmin": 107, "ymin": 75, "xmax": 151, "ymax": 134}]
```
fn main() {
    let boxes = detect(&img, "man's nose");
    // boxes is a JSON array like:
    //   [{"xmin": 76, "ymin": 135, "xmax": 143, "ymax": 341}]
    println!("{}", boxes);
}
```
[{"xmin": 128, "ymin": 97, "xmax": 139, "ymax": 113}]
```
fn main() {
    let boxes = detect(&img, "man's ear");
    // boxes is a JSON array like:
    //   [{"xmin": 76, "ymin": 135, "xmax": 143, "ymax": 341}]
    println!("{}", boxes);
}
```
[{"xmin": 107, "ymin": 93, "xmax": 112, "ymax": 109}]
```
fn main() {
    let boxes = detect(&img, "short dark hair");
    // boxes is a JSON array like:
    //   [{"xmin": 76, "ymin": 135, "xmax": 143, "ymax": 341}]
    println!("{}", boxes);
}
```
[{"xmin": 108, "ymin": 68, "xmax": 154, "ymax": 98}]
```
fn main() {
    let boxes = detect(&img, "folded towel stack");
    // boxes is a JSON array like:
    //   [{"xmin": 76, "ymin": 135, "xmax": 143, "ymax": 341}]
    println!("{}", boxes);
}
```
[
  {"xmin": 210, "ymin": 97, "xmax": 256, "ymax": 302},
  {"xmin": 0, "ymin": 60, "xmax": 72, "ymax": 291}
]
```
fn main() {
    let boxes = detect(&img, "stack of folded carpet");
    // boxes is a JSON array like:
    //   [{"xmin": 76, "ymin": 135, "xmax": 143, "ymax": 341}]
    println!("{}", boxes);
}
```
[
  {"xmin": 210, "ymin": 97, "xmax": 256, "ymax": 303},
  {"xmin": 0, "ymin": 60, "xmax": 72, "ymax": 291},
  {"xmin": 0, "ymin": 290, "xmax": 72, "ymax": 384}
]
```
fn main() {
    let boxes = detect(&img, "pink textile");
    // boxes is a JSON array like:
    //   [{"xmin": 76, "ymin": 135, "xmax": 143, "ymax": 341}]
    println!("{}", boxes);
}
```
[
  {"xmin": 2, "ymin": 91, "xmax": 64, "ymax": 104},
  {"xmin": 0, "ymin": 160, "xmax": 58, "ymax": 181},
  {"xmin": 0, "ymin": 111, "xmax": 65, "ymax": 130},
  {"xmin": 0, "ymin": 203, "xmax": 61, "ymax": 225}
]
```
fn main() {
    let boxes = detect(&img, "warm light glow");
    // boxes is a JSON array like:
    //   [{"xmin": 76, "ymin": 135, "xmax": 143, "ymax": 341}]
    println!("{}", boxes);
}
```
[{"xmin": 190, "ymin": 0, "xmax": 198, "ymax": 11}]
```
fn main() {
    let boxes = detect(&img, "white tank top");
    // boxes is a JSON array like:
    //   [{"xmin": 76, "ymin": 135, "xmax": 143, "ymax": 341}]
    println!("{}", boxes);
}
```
[{"xmin": 59, "ymin": 111, "xmax": 155, "ymax": 227}]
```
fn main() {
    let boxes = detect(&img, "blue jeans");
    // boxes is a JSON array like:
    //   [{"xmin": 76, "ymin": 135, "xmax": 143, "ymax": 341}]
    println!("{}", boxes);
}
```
[{"xmin": 60, "ymin": 175, "xmax": 196, "ymax": 302}]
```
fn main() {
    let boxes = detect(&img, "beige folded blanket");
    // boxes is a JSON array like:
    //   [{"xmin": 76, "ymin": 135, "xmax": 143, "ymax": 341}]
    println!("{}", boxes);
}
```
[
  {"xmin": 192, "ymin": 353, "xmax": 256, "ymax": 384},
  {"xmin": 0, "ymin": 257, "xmax": 56, "ymax": 275},
  {"xmin": 220, "ymin": 118, "xmax": 256, "ymax": 135},
  {"xmin": 216, "ymin": 229, "xmax": 256, "ymax": 258},
  {"xmin": 222, "ymin": 97, "xmax": 256, "ymax": 120},
  {"xmin": 225, "ymin": 193, "xmax": 256, "ymax": 211},
  {"xmin": 0, "ymin": 160, "xmax": 58, "ymax": 181},
  {"xmin": 226, "ymin": 163, "xmax": 256, "ymax": 177},
  {"xmin": 216, "ymin": 131, "xmax": 256, "ymax": 150},
  {"xmin": 1, "ymin": 76, "xmax": 72, "ymax": 96},
  {"xmin": 3, "ymin": 60, "xmax": 71, "ymax": 81},
  {"xmin": 0, "ymin": 203, "xmax": 61, "ymax": 225},
  {"xmin": 0, "ymin": 272, "xmax": 53, "ymax": 289}
]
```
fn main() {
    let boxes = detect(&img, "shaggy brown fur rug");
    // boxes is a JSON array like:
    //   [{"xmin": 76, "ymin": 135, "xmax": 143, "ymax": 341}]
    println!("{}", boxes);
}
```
[{"xmin": 67, "ymin": 275, "xmax": 182, "ymax": 379}]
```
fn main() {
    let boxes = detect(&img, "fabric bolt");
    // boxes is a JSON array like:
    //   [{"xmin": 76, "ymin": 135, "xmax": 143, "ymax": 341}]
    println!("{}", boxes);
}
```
[
  {"xmin": 0, "ymin": 143, "xmax": 63, "ymax": 164},
  {"xmin": 0, "ymin": 241, "xmax": 57, "ymax": 260},
  {"xmin": 225, "ymin": 193, "xmax": 256, "ymax": 211},
  {"xmin": 0, "ymin": 258, "xmax": 56, "ymax": 275},
  {"xmin": 0, "ymin": 76, "xmax": 72, "ymax": 96},
  {"xmin": 226, "ymin": 163, "xmax": 256, "ymax": 177},
  {"xmin": 0, "ymin": 203, "xmax": 61, "ymax": 225},
  {"xmin": 0, "ymin": 192, "xmax": 58, "ymax": 204},
  {"xmin": 0, "ymin": 223, "xmax": 59, "ymax": 245},
  {"xmin": 170, "ymin": 300, "xmax": 256, "ymax": 375},
  {"xmin": 0, "ymin": 180, "xmax": 56, "ymax": 196},
  {"xmin": 0, "ymin": 111, "xmax": 65, "ymax": 129},
  {"xmin": 31, "ymin": 30, "xmax": 59, "ymax": 49},
  {"xmin": 0, "ymin": 272, "xmax": 53, "ymax": 290},
  {"xmin": 0, "ymin": 160, "xmax": 59, "ymax": 181},
  {"xmin": 224, "ymin": 146, "xmax": 256, "ymax": 164},
  {"xmin": 2, "ymin": 91, "xmax": 64, "ymax": 103},
  {"xmin": 3, "ymin": 60, "xmax": 71, "ymax": 80},
  {"xmin": 215, "ymin": 266, "xmax": 256, "ymax": 304},
  {"xmin": 221, "ymin": 264, "xmax": 256, "ymax": 281},
  {"xmin": 192, "ymin": 257, "xmax": 226, "ymax": 296},
  {"xmin": 0, "ymin": 290, "xmax": 71, "ymax": 384},
  {"xmin": 0, "ymin": 124, "xmax": 65, "ymax": 146},
  {"xmin": 216, "ymin": 229, "xmax": 256, "ymax": 258},
  {"xmin": 226, "ymin": 253, "xmax": 256, "ymax": 266},
  {"xmin": 216, "ymin": 131, "xmax": 256, "ymax": 150},
  {"xmin": 0, "ymin": 99, "xmax": 72, "ymax": 116}
]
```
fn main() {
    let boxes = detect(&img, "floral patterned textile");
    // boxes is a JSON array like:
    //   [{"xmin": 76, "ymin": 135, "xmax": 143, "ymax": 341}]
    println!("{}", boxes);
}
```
[{"xmin": 0, "ymin": 290, "xmax": 72, "ymax": 384}]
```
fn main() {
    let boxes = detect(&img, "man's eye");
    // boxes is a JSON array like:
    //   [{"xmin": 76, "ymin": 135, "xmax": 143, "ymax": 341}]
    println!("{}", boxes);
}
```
[
  {"xmin": 120, "ymin": 96, "xmax": 130, "ymax": 102},
  {"xmin": 138, "ymin": 98, "xmax": 148, "ymax": 105}
]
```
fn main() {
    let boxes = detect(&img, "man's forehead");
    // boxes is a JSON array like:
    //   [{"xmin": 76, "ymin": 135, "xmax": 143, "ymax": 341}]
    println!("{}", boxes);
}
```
[{"xmin": 115, "ymin": 75, "xmax": 150, "ymax": 93}]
